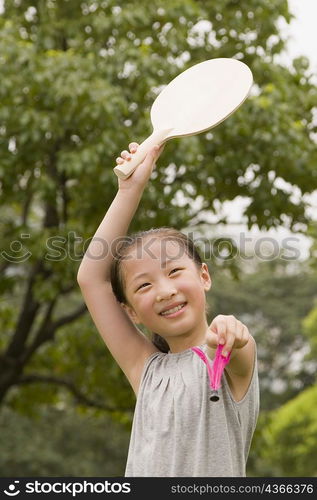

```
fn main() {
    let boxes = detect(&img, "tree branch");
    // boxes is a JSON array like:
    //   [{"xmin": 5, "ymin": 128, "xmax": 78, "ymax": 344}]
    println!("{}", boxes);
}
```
[
  {"xmin": 6, "ymin": 260, "xmax": 46, "ymax": 358},
  {"xmin": 21, "ymin": 172, "xmax": 35, "ymax": 226},
  {"xmin": 51, "ymin": 303, "xmax": 87, "ymax": 330},
  {"xmin": 18, "ymin": 373, "xmax": 132, "ymax": 413},
  {"xmin": 22, "ymin": 303, "xmax": 87, "ymax": 364}
]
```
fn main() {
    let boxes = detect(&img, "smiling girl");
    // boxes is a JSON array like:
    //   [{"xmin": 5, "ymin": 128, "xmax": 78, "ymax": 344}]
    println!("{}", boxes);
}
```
[{"xmin": 77, "ymin": 143, "xmax": 259, "ymax": 477}]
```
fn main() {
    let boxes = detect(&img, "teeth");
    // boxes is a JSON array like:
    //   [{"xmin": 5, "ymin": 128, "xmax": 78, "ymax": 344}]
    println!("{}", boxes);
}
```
[{"xmin": 161, "ymin": 303, "xmax": 185, "ymax": 316}]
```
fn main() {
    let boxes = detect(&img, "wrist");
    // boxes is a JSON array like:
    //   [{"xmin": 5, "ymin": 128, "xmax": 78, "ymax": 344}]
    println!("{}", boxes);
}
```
[
  {"xmin": 117, "ymin": 183, "xmax": 145, "ymax": 199},
  {"xmin": 117, "ymin": 185, "xmax": 144, "ymax": 198}
]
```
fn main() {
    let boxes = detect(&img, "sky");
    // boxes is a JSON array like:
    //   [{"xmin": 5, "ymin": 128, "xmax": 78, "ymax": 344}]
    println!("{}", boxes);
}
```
[{"xmin": 281, "ymin": 0, "xmax": 317, "ymax": 71}]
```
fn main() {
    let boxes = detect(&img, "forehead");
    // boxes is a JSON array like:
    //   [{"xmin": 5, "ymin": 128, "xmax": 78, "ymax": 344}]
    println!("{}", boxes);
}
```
[{"xmin": 122, "ymin": 237, "xmax": 193, "ymax": 279}]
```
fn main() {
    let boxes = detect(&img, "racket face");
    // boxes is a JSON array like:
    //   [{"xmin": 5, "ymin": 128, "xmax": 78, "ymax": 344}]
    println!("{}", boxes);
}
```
[{"xmin": 150, "ymin": 58, "xmax": 253, "ymax": 138}]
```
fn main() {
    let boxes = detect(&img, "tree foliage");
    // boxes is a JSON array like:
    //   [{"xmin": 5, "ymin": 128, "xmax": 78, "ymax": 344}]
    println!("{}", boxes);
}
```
[
  {"xmin": 258, "ymin": 385, "xmax": 317, "ymax": 476},
  {"xmin": 0, "ymin": 1, "xmax": 316, "ymax": 470},
  {"xmin": 0, "ymin": 405, "xmax": 130, "ymax": 476}
]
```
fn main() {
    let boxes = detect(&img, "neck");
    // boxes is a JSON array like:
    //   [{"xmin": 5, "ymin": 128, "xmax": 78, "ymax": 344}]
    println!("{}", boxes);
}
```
[{"xmin": 167, "ymin": 317, "xmax": 209, "ymax": 353}]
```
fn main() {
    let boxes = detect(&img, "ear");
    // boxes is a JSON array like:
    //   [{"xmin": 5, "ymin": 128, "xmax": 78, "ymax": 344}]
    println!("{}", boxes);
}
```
[
  {"xmin": 121, "ymin": 303, "xmax": 141, "ymax": 324},
  {"xmin": 200, "ymin": 262, "xmax": 212, "ymax": 291}
]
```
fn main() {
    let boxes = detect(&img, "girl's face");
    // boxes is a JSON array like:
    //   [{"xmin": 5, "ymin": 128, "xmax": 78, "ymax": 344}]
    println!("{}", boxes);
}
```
[{"xmin": 121, "ymin": 237, "xmax": 211, "ymax": 347}]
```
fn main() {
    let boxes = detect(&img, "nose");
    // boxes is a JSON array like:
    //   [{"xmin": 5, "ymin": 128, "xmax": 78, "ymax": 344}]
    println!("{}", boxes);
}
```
[{"xmin": 156, "ymin": 282, "xmax": 177, "ymax": 302}]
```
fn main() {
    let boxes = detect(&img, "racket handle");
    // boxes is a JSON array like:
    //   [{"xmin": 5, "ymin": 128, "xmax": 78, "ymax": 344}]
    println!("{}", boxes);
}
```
[{"xmin": 113, "ymin": 128, "xmax": 173, "ymax": 180}]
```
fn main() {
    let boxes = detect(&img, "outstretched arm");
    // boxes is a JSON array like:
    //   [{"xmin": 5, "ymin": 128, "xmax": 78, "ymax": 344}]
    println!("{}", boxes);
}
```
[{"xmin": 205, "ymin": 315, "xmax": 256, "ymax": 401}]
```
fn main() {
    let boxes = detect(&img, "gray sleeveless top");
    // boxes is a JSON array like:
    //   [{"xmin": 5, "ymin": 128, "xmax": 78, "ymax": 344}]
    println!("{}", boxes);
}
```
[{"xmin": 125, "ymin": 344, "xmax": 259, "ymax": 477}]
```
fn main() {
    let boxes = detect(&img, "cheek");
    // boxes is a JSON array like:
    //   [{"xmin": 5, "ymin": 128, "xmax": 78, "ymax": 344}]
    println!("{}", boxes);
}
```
[
  {"xmin": 182, "ymin": 276, "xmax": 203, "ymax": 294},
  {"xmin": 134, "ymin": 293, "xmax": 153, "ymax": 315},
  {"xmin": 185, "ymin": 279, "xmax": 207, "ymax": 308}
]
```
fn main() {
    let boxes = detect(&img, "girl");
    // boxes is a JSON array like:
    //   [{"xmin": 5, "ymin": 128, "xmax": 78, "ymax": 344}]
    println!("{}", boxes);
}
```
[{"xmin": 77, "ymin": 143, "xmax": 259, "ymax": 477}]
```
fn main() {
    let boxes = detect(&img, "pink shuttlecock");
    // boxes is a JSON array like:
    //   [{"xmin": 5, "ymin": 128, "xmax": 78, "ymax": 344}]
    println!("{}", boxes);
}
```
[{"xmin": 191, "ymin": 344, "xmax": 231, "ymax": 401}]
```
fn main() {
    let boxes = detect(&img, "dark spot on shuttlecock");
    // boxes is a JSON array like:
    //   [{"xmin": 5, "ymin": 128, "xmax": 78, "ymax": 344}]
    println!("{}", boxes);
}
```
[{"xmin": 210, "ymin": 390, "xmax": 219, "ymax": 402}]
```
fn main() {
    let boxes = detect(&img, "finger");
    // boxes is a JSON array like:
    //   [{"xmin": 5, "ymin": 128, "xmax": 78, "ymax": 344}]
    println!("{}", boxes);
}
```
[
  {"xmin": 236, "ymin": 321, "xmax": 245, "ymax": 343},
  {"xmin": 116, "ymin": 157, "xmax": 124, "ymax": 164},
  {"xmin": 209, "ymin": 317, "xmax": 226, "ymax": 345},
  {"xmin": 205, "ymin": 330, "xmax": 219, "ymax": 349},
  {"xmin": 143, "ymin": 145, "xmax": 159, "ymax": 165},
  {"xmin": 232, "ymin": 322, "xmax": 249, "ymax": 350},
  {"xmin": 222, "ymin": 316, "xmax": 238, "ymax": 356},
  {"xmin": 150, "ymin": 144, "xmax": 164, "ymax": 159},
  {"xmin": 241, "ymin": 325, "xmax": 250, "ymax": 346},
  {"xmin": 129, "ymin": 142, "xmax": 139, "ymax": 152},
  {"xmin": 121, "ymin": 150, "xmax": 131, "ymax": 160},
  {"xmin": 151, "ymin": 145, "xmax": 160, "ymax": 155},
  {"xmin": 222, "ymin": 332, "xmax": 235, "ymax": 357},
  {"xmin": 227, "ymin": 315, "xmax": 237, "ymax": 333},
  {"xmin": 156, "ymin": 143, "xmax": 166, "ymax": 157}
]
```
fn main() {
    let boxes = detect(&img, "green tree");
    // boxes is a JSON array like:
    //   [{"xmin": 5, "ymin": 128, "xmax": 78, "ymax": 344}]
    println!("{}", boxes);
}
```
[
  {"xmin": 258, "ymin": 385, "xmax": 317, "ymax": 476},
  {"xmin": 0, "ymin": 0, "xmax": 316, "ymax": 416},
  {"xmin": 0, "ymin": 405, "xmax": 130, "ymax": 476},
  {"xmin": 303, "ymin": 305, "xmax": 317, "ymax": 360},
  {"xmin": 302, "ymin": 221, "xmax": 317, "ymax": 360}
]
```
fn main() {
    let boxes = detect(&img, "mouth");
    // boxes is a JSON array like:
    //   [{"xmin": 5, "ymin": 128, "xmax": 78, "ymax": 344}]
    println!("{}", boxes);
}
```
[{"xmin": 159, "ymin": 302, "xmax": 187, "ymax": 318}]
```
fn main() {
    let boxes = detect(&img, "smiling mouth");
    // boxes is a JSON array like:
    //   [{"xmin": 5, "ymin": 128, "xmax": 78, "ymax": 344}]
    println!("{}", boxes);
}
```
[{"xmin": 159, "ymin": 302, "xmax": 187, "ymax": 317}]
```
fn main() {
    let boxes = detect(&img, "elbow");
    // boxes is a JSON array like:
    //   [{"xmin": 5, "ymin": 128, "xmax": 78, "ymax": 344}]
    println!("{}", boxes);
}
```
[
  {"xmin": 76, "ymin": 270, "xmax": 110, "ymax": 288},
  {"xmin": 76, "ymin": 263, "xmax": 92, "ymax": 287},
  {"xmin": 77, "ymin": 270, "xmax": 89, "ymax": 288}
]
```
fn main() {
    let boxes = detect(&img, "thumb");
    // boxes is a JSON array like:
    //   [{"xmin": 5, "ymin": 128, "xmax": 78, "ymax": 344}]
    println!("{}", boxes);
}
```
[
  {"xmin": 205, "ymin": 329, "xmax": 219, "ymax": 349},
  {"xmin": 142, "ymin": 145, "xmax": 159, "ymax": 168},
  {"xmin": 150, "ymin": 144, "xmax": 160, "ymax": 160},
  {"xmin": 149, "ymin": 144, "xmax": 164, "ymax": 161},
  {"xmin": 209, "ymin": 319, "xmax": 226, "ymax": 346}
]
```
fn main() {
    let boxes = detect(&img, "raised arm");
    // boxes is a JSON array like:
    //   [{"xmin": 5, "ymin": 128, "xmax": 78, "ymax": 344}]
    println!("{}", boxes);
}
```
[{"xmin": 77, "ymin": 143, "xmax": 164, "ymax": 394}]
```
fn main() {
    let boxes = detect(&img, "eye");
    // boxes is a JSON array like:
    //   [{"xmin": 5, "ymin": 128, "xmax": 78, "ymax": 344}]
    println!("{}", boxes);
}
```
[
  {"xmin": 170, "ymin": 268, "xmax": 182, "ymax": 274},
  {"xmin": 137, "ymin": 282, "xmax": 150, "ymax": 291},
  {"xmin": 136, "ymin": 269, "xmax": 182, "ymax": 291}
]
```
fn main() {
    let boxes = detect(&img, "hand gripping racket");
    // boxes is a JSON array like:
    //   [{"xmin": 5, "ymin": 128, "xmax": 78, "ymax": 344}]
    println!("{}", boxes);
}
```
[{"xmin": 113, "ymin": 58, "xmax": 253, "ymax": 180}]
